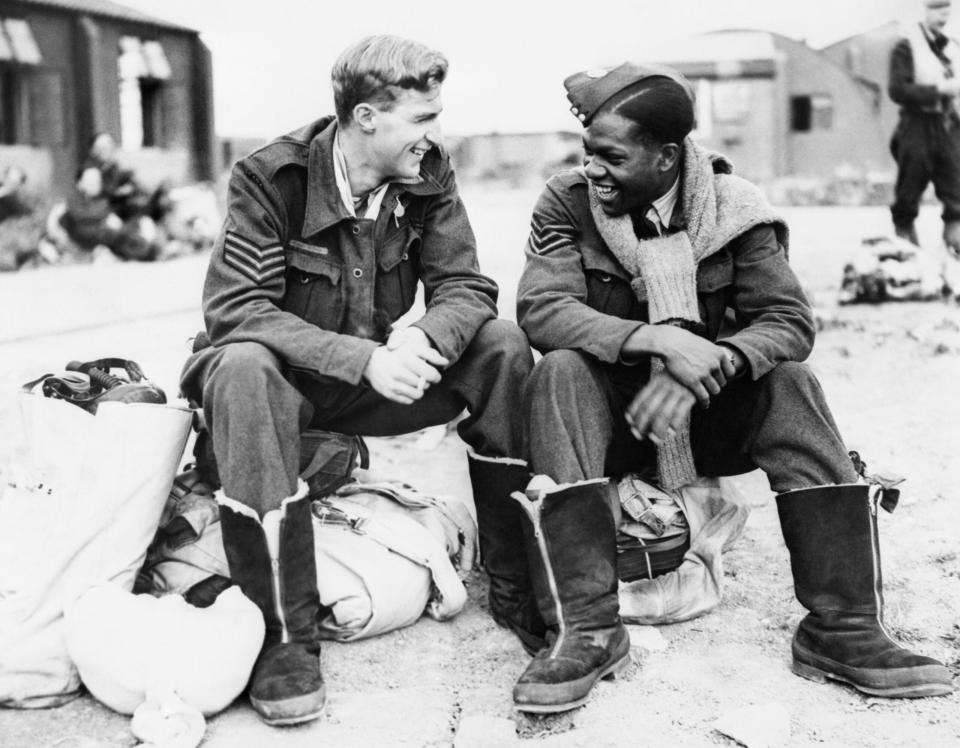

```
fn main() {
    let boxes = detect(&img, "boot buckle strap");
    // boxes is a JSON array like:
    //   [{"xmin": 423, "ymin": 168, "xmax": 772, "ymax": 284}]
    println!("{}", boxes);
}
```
[{"xmin": 848, "ymin": 451, "xmax": 902, "ymax": 513}]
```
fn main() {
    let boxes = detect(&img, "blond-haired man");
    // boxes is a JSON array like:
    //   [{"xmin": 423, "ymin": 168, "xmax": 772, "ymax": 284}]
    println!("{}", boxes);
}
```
[{"xmin": 181, "ymin": 36, "xmax": 533, "ymax": 725}]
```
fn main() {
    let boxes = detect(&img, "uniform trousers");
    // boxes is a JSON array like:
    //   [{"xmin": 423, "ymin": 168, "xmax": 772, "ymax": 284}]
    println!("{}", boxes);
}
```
[
  {"xmin": 180, "ymin": 319, "xmax": 532, "ymax": 515},
  {"xmin": 891, "ymin": 111, "xmax": 960, "ymax": 228},
  {"xmin": 525, "ymin": 350, "xmax": 858, "ymax": 492}
]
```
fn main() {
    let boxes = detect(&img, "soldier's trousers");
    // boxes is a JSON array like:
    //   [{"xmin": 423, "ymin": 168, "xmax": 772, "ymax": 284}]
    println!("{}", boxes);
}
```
[
  {"xmin": 890, "ymin": 112, "xmax": 960, "ymax": 228},
  {"xmin": 525, "ymin": 350, "xmax": 858, "ymax": 491},
  {"xmin": 180, "ymin": 319, "xmax": 532, "ymax": 514}
]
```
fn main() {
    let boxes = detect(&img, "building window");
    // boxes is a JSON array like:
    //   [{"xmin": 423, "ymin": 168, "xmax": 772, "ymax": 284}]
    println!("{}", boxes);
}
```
[
  {"xmin": 791, "ymin": 94, "xmax": 834, "ymax": 132},
  {"xmin": 0, "ymin": 17, "xmax": 48, "ymax": 146},
  {"xmin": 1, "ymin": 18, "xmax": 42, "ymax": 65},
  {"xmin": 118, "ymin": 36, "xmax": 171, "ymax": 148}
]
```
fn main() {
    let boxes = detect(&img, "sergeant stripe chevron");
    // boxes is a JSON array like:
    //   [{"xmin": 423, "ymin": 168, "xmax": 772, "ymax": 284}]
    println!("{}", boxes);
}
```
[
  {"xmin": 529, "ymin": 214, "xmax": 572, "ymax": 255},
  {"xmin": 223, "ymin": 231, "xmax": 286, "ymax": 284}
]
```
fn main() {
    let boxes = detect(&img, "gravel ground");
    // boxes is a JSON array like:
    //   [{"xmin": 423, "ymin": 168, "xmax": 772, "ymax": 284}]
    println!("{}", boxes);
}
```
[{"xmin": 0, "ymin": 192, "xmax": 957, "ymax": 747}]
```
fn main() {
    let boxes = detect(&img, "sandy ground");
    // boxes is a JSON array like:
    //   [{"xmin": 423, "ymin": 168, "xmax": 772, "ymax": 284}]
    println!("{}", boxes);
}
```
[{"xmin": 0, "ymin": 189, "xmax": 958, "ymax": 747}]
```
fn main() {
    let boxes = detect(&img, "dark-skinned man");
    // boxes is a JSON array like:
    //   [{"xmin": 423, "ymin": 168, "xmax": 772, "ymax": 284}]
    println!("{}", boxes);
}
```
[{"xmin": 509, "ymin": 62, "xmax": 954, "ymax": 713}]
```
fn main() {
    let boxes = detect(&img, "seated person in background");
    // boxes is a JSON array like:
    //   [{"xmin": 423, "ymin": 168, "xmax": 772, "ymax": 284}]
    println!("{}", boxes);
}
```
[
  {"xmin": 85, "ymin": 132, "xmax": 172, "ymax": 224},
  {"xmin": 508, "ymin": 62, "xmax": 954, "ymax": 713},
  {"xmin": 0, "ymin": 165, "xmax": 40, "ymax": 271},
  {"xmin": 49, "ymin": 166, "xmax": 119, "ymax": 254},
  {"xmin": 0, "ymin": 166, "xmax": 30, "ymax": 223},
  {"xmin": 179, "ymin": 35, "xmax": 532, "ymax": 727},
  {"xmin": 43, "ymin": 167, "xmax": 156, "ymax": 262}
]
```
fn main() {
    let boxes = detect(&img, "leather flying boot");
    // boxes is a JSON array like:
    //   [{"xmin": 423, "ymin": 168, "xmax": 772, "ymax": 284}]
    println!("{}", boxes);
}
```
[
  {"xmin": 943, "ymin": 219, "xmax": 960, "ymax": 257},
  {"xmin": 511, "ymin": 478, "xmax": 631, "ymax": 713},
  {"xmin": 468, "ymin": 453, "xmax": 547, "ymax": 654},
  {"xmin": 894, "ymin": 222, "xmax": 919, "ymax": 246},
  {"xmin": 219, "ymin": 484, "xmax": 326, "ymax": 725},
  {"xmin": 777, "ymin": 484, "xmax": 954, "ymax": 698}
]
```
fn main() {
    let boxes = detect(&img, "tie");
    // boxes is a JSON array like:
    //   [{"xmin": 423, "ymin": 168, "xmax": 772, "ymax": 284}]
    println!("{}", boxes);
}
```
[{"xmin": 632, "ymin": 207, "xmax": 661, "ymax": 240}]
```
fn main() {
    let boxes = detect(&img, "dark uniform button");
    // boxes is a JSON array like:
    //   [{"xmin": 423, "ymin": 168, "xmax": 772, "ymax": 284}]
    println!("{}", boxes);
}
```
[
  {"xmin": 353, "ymin": 268, "xmax": 363, "ymax": 278},
  {"xmin": 401, "ymin": 253, "xmax": 409, "ymax": 261},
  {"xmin": 352, "ymin": 225, "xmax": 360, "ymax": 235},
  {"xmin": 599, "ymin": 274, "xmax": 612, "ymax": 283}
]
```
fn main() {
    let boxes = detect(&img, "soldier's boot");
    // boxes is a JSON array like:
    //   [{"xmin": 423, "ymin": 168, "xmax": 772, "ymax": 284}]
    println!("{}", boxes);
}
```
[
  {"xmin": 776, "ymin": 484, "xmax": 954, "ymax": 698},
  {"xmin": 468, "ymin": 453, "xmax": 548, "ymax": 654},
  {"xmin": 511, "ymin": 479, "xmax": 631, "ymax": 713},
  {"xmin": 219, "ymin": 483, "xmax": 326, "ymax": 725},
  {"xmin": 943, "ymin": 220, "xmax": 960, "ymax": 257},
  {"xmin": 894, "ymin": 222, "xmax": 919, "ymax": 245}
]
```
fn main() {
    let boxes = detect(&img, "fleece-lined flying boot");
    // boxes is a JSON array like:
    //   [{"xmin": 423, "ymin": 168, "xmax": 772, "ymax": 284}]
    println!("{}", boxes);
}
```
[
  {"xmin": 511, "ymin": 478, "xmax": 631, "ymax": 712},
  {"xmin": 219, "ymin": 483, "xmax": 326, "ymax": 725},
  {"xmin": 777, "ymin": 483, "xmax": 954, "ymax": 698},
  {"xmin": 468, "ymin": 453, "xmax": 547, "ymax": 654}
]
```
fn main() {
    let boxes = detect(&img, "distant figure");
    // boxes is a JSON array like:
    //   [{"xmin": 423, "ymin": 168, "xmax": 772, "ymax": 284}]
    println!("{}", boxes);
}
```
[
  {"xmin": 85, "ymin": 132, "xmax": 171, "ymax": 223},
  {"xmin": 0, "ymin": 165, "xmax": 29, "ymax": 223},
  {"xmin": 84, "ymin": 132, "xmax": 142, "ymax": 221},
  {"xmin": 889, "ymin": 0, "xmax": 960, "ymax": 253},
  {"xmin": 43, "ymin": 166, "xmax": 156, "ymax": 262},
  {"xmin": 0, "ymin": 165, "xmax": 39, "ymax": 271},
  {"xmin": 57, "ymin": 166, "xmax": 119, "ymax": 252}
]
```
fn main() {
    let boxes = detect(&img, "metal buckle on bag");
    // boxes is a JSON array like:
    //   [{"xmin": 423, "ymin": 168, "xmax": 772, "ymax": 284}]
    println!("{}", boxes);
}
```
[{"xmin": 311, "ymin": 500, "xmax": 365, "ymax": 531}]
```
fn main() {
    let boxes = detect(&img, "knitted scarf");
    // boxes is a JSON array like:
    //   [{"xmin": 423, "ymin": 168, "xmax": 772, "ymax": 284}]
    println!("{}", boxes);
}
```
[{"xmin": 588, "ymin": 137, "xmax": 788, "ymax": 489}]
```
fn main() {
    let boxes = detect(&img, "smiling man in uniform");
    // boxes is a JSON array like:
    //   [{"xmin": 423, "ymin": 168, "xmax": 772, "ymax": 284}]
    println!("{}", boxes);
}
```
[
  {"xmin": 510, "ymin": 63, "xmax": 954, "ymax": 713},
  {"xmin": 180, "ymin": 35, "xmax": 533, "ymax": 726}
]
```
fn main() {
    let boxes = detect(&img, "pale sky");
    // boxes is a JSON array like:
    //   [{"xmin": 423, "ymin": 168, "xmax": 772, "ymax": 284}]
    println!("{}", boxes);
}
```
[{"xmin": 121, "ymin": 0, "xmax": 944, "ymax": 138}]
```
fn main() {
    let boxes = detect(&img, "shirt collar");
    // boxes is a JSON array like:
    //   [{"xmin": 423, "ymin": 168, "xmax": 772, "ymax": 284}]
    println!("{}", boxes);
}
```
[
  {"xmin": 302, "ymin": 120, "xmax": 447, "ymax": 237},
  {"xmin": 332, "ymin": 132, "xmax": 392, "ymax": 220},
  {"xmin": 646, "ymin": 175, "xmax": 681, "ymax": 234}
]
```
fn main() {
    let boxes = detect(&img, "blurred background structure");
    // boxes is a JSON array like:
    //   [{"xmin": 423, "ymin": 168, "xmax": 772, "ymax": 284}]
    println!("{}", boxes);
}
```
[
  {"xmin": 0, "ymin": 0, "xmax": 951, "ymax": 205},
  {"xmin": 0, "ymin": 0, "xmax": 214, "ymax": 198}
]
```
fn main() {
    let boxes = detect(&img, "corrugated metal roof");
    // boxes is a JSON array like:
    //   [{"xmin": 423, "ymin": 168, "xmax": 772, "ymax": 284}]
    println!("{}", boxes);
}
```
[{"xmin": 10, "ymin": 0, "xmax": 198, "ymax": 33}]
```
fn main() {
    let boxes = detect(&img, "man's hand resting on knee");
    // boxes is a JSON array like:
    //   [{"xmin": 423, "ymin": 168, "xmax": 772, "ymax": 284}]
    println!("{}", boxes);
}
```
[{"xmin": 362, "ymin": 326, "xmax": 449, "ymax": 404}]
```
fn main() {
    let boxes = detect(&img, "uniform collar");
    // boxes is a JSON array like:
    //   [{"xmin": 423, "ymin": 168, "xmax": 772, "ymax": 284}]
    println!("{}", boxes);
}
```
[
  {"xmin": 302, "ymin": 120, "xmax": 445, "ymax": 237},
  {"xmin": 303, "ymin": 120, "xmax": 352, "ymax": 237}
]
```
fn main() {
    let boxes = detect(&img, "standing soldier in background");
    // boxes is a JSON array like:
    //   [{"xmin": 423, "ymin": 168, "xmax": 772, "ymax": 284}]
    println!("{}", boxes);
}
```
[{"xmin": 889, "ymin": 0, "xmax": 960, "ymax": 252}]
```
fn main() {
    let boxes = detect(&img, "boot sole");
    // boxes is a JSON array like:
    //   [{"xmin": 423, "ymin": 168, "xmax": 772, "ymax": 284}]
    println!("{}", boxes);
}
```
[
  {"xmin": 250, "ymin": 685, "xmax": 327, "ymax": 726},
  {"xmin": 792, "ymin": 648, "xmax": 955, "ymax": 698},
  {"xmin": 514, "ymin": 651, "xmax": 632, "ymax": 714}
]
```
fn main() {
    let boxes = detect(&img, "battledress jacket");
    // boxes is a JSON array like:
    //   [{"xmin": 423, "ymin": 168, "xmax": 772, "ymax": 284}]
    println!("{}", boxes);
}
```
[
  {"xmin": 516, "ymin": 169, "xmax": 815, "ymax": 380},
  {"xmin": 197, "ymin": 116, "xmax": 498, "ymax": 385}
]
